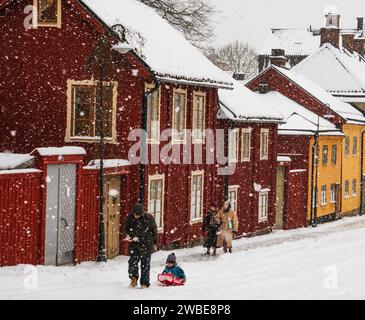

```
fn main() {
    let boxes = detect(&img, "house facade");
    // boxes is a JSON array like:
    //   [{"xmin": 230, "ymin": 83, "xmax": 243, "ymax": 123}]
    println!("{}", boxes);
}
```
[
  {"xmin": 0, "ymin": 0, "xmax": 240, "ymax": 263},
  {"xmin": 247, "ymin": 65, "xmax": 364, "ymax": 225}
]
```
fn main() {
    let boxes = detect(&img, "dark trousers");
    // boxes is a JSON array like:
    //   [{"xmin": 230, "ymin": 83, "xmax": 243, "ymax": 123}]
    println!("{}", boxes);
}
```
[{"xmin": 128, "ymin": 253, "xmax": 151, "ymax": 286}]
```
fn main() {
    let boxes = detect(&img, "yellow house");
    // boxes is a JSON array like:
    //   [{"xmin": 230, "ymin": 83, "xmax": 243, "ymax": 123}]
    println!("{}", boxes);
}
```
[{"xmin": 308, "ymin": 135, "xmax": 343, "ymax": 222}]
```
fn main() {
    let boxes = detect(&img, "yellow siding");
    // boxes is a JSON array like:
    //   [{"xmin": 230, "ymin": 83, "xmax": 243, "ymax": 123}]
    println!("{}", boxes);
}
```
[
  {"xmin": 307, "ymin": 136, "xmax": 342, "ymax": 219},
  {"xmin": 341, "ymin": 124, "xmax": 364, "ymax": 215}
]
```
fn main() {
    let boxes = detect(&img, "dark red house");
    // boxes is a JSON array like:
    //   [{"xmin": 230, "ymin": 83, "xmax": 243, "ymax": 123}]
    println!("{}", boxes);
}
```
[
  {"xmin": 0, "ymin": 0, "xmax": 243, "ymax": 264},
  {"xmin": 218, "ymin": 81, "xmax": 283, "ymax": 236}
]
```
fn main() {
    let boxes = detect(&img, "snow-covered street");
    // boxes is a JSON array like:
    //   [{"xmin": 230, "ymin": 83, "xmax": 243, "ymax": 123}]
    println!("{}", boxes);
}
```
[{"xmin": 2, "ymin": 216, "xmax": 365, "ymax": 300}]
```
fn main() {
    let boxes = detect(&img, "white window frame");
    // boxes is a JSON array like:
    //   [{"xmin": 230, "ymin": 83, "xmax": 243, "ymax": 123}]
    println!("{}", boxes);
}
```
[
  {"xmin": 352, "ymin": 179, "xmax": 357, "ymax": 197},
  {"xmin": 172, "ymin": 88, "xmax": 187, "ymax": 144},
  {"xmin": 345, "ymin": 137, "xmax": 350, "ymax": 156},
  {"xmin": 331, "ymin": 144, "xmax": 337, "ymax": 165},
  {"xmin": 228, "ymin": 128, "xmax": 239, "ymax": 163},
  {"xmin": 145, "ymin": 83, "xmax": 161, "ymax": 144},
  {"xmin": 260, "ymin": 129, "xmax": 269, "ymax": 160},
  {"xmin": 258, "ymin": 191, "xmax": 269, "ymax": 223},
  {"xmin": 65, "ymin": 79, "xmax": 118, "ymax": 144},
  {"xmin": 322, "ymin": 145, "xmax": 328, "ymax": 165},
  {"xmin": 192, "ymin": 91, "xmax": 206, "ymax": 144},
  {"xmin": 190, "ymin": 170, "xmax": 204, "ymax": 223},
  {"xmin": 321, "ymin": 185, "xmax": 327, "ymax": 206},
  {"xmin": 33, "ymin": 0, "xmax": 62, "ymax": 28},
  {"xmin": 241, "ymin": 128, "xmax": 252, "ymax": 162},
  {"xmin": 228, "ymin": 185, "xmax": 239, "ymax": 213},
  {"xmin": 330, "ymin": 184, "xmax": 336, "ymax": 204},
  {"xmin": 353, "ymin": 137, "xmax": 358, "ymax": 156},
  {"xmin": 344, "ymin": 180, "xmax": 350, "ymax": 199},
  {"xmin": 147, "ymin": 174, "xmax": 165, "ymax": 232}
]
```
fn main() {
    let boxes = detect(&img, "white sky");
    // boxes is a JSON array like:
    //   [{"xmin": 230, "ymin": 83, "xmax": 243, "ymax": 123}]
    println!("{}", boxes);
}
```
[{"xmin": 211, "ymin": 0, "xmax": 365, "ymax": 51}]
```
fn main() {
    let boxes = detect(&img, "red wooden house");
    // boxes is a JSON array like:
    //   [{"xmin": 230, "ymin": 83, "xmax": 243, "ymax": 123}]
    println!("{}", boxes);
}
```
[
  {"xmin": 0, "ymin": 0, "xmax": 242, "ymax": 265},
  {"xmin": 218, "ymin": 81, "xmax": 283, "ymax": 236}
]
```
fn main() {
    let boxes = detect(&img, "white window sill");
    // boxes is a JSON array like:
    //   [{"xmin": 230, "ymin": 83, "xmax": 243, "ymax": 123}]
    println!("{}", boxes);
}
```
[
  {"xmin": 190, "ymin": 218, "xmax": 203, "ymax": 224},
  {"xmin": 147, "ymin": 140, "xmax": 160, "ymax": 145},
  {"xmin": 157, "ymin": 228, "xmax": 164, "ymax": 234},
  {"xmin": 67, "ymin": 136, "xmax": 116, "ymax": 144},
  {"xmin": 258, "ymin": 217, "xmax": 268, "ymax": 223}
]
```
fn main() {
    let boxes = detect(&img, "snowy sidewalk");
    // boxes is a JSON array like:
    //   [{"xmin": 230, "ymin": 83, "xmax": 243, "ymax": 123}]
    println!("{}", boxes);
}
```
[{"xmin": 1, "ymin": 216, "xmax": 365, "ymax": 300}]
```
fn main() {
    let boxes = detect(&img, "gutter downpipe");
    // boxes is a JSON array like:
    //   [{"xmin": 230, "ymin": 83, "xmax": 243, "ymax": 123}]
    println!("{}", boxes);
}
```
[{"xmin": 360, "ymin": 130, "xmax": 365, "ymax": 215}]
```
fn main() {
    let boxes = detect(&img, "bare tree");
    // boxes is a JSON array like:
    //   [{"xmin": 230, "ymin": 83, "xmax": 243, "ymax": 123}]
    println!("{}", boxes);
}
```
[
  {"xmin": 205, "ymin": 41, "xmax": 259, "ymax": 79},
  {"xmin": 139, "ymin": 0, "xmax": 215, "ymax": 45}
]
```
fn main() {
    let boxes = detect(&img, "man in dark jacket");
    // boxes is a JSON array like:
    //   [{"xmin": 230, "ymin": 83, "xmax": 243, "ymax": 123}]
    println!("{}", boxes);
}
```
[
  {"xmin": 202, "ymin": 202, "xmax": 220, "ymax": 256},
  {"xmin": 124, "ymin": 203, "xmax": 157, "ymax": 289}
]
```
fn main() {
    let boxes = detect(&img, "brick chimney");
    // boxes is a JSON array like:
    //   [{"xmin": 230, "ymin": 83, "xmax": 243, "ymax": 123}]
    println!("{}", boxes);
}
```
[
  {"xmin": 269, "ymin": 49, "xmax": 288, "ymax": 68},
  {"xmin": 342, "ymin": 18, "xmax": 365, "ymax": 56},
  {"xmin": 320, "ymin": 7, "xmax": 340, "ymax": 48},
  {"xmin": 357, "ymin": 17, "xmax": 364, "ymax": 32}
]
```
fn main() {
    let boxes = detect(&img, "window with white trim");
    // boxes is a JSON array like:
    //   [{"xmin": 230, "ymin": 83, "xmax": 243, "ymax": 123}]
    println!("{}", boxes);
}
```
[
  {"xmin": 146, "ymin": 84, "xmax": 160, "ymax": 143},
  {"xmin": 228, "ymin": 186, "xmax": 239, "ymax": 212},
  {"xmin": 190, "ymin": 170, "xmax": 204, "ymax": 221},
  {"xmin": 67, "ymin": 81, "xmax": 117, "ymax": 142},
  {"xmin": 312, "ymin": 187, "xmax": 318, "ymax": 208},
  {"xmin": 330, "ymin": 184, "xmax": 336, "ymax": 203},
  {"xmin": 260, "ymin": 129, "xmax": 269, "ymax": 160},
  {"xmin": 331, "ymin": 145, "xmax": 337, "ymax": 165},
  {"xmin": 172, "ymin": 89, "xmax": 187, "ymax": 142},
  {"xmin": 321, "ymin": 185, "xmax": 327, "ymax": 205},
  {"xmin": 344, "ymin": 180, "xmax": 350, "ymax": 198},
  {"xmin": 353, "ymin": 137, "xmax": 358, "ymax": 155},
  {"xmin": 35, "ymin": 0, "xmax": 61, "ymax": 27},
  {"xmin": 228, "ymin": 129, "xmax": 239, "ymax": 163},
  {"xmin": 258, "ymin": 192, "xmax": 268, "ymax": 222},
  {"xmin": 192, "ymin": 92, "xmax": 205, "ymax": 143},
  {"xmin": 322, "ymin": 145, "xmax": 328, "ymax": 165},
  {"xmin": 345, "ymin": 137, "xmax": 350, "ymax": 156},
  {"xmin": 352, "ymin": 179, "xmax": 357, "ymax": 197},
  {"xmin": 148, "ymin": 175, "xmax": 164, "ymax": 230},
  {"xmin": 241, "ymin": 128, "xmax": 251, "ymax": 162}
]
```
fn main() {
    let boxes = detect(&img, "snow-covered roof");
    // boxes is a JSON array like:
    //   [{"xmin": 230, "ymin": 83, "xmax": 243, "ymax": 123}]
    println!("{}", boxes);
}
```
[
  {"xmin": 34, "ymin": 147, "xmax": 86, "ymax": 156},
  {"xmin": 256, "ymin": 91, "xmax": 343, "ymax": 136},
  {"xmin": 81, "ymin": 0, "xmax": 233, "ymax": 88},
  {"xmin": 218, "ymin": 81, "xmax": 284, "ymax": 123},
  {"xmin": 293, "ymin": 43, "xmax": 365, "ymax": 100},
  {"xmin": 87, "ymin": 159, "xmax": 131, "ymax": 169},
  {"xmin": 0, "ymin": 153, "xmax": 34, "ymax": 170},
  {"xmin": 259, "ymin": 29, "xmax": 320, "ymax": 57},
  {"xmin": 269, "ymin": 65, "xmax": 365, "ymax": 124}
]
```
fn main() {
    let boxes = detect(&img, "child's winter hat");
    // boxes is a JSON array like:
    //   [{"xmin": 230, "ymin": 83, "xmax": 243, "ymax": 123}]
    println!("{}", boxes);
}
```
[{"xmin": 166, "ymin": 253, "xmax": 176, "ymax": 264}]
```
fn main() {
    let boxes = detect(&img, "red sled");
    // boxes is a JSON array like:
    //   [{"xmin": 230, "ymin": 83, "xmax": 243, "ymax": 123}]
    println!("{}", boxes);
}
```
[{"xmin": 157, "ymin": 273, "xmax": 185, "ymax": 286}]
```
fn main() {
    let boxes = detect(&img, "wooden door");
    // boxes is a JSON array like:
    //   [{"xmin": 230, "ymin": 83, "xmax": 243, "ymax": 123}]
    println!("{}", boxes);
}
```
[
  {"xmin": 104, "ymin": 176, "xmax": 121, "ymax": 259},
  {"xmin": 275, "ymin": 166, "xmax": 286, "ymax": 229}
]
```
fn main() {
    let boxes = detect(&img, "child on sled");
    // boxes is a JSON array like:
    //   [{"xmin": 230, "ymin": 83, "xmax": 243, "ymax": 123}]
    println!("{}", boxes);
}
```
[{"xmin": 158, "ymin": 253, "xmax": 186, "ymax": 286}]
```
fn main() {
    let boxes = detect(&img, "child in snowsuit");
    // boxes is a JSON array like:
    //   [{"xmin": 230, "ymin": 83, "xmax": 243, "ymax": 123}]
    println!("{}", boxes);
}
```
[{"xmin": 158, "ymin": 253, "xmax": 186, "ymax": 286}]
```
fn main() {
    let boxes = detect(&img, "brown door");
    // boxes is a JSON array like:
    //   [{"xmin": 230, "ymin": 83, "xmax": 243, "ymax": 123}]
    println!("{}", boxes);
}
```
[
  {"xmin": 276, "ymin": 166, "xmax": 286, "ymax": 229},
  {"xmin": 104, "ymin": 176, "xmax": 121, "ymax": 259}
]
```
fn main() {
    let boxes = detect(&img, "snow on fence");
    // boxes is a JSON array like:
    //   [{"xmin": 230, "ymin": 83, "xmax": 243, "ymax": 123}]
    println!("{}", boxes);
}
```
[{"xmin": 0, "ymin": 169, "xmax": 42, "ymax": 266}]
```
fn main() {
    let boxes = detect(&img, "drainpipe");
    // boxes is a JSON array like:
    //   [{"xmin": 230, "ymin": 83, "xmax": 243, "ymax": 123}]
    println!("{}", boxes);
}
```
[
  {"xmin": 360, "ymin": 131, "xmax": 365, "ymax": 215},
  {"xmin": 311, "ymin": 117, "xmax": 320, "ymax": 227},
  {"xmin": 140, "ymin": 80, "xmax": 160, "ymax": 204},
  {"xmin": 224, "ymin": 122, "xmax": 231, "ymax": 200}
]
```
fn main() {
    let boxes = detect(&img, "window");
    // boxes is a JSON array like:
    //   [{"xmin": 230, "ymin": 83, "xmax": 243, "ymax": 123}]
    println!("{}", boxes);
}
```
[
  {"xmin": 228, "ymin": 129, "xmax": 239, "ymax": 163},
  {"xmin": 241, "ymin": 129, "xmax": 252, "ymax": 162},
  {"xmin": 192, "ymin": 92, "xmax": 205, "ymax": 143},
  {"xmin": 352, "ymin": 179, "xmax": 357, "ymax": 197},
  {"xmin": 228, "ymin": 186, "xmax": 239, "ymax": 212},
  {"xmin": 344, "ymin": 180, "xmax": 350, "ymax": 198},
  {"xmin": 148, "ymin": 175, "xmax": 164, "ymax": 230},
  {"xmin": 312, "ymin": 187, "xmax": 318, "ymax": 208},
  {"xmin": 258, "ymin": 192, "xmax": 269, "ymax": 222},
  {"xmin": 35, "ymin": 0, "xmax": 61, "ymax": 27},
  {"xmin": 67, "ymin": 81, "xmax": 117, "ymax": 142},
  {"xmin": 330, "ymin": 184, "xmax": 336, "ymax": 203},
  {"xmin": 345, "ymin": 137, "xmax": 350, "ymax": 156},
  {"xmin": 190, "ymin": 171, "xmax": 204, "ymax": 221},
  {"xmin": 321, "ymin": 185, "xmax": 327, "ymax": 205},
  {"xmin": 146, "ymin": 84, "xmax": 160, "ymax": 143},
  {"xmin": 322, "ymin": 145, "xmax": 328, "ymax": 165},
  {"xmin": 172, "ymin": 89, "xmax": 187, "ymax": 142},
  {"xmin": 331, "ymin": 145, "xmax": 337, "ymax": 165},
  {"xmin": 260, "ymin": 129, "xmax": 269, "ymax": 160},
  {"xmin": 353, "ymin": 137, "xmax": 358, "ymax": 155}
]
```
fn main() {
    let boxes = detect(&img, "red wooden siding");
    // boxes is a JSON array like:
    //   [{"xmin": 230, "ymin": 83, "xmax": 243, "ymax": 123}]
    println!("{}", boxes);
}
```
[{"xmin": 0, "ymin": 170, "xmax": 42, "ymax": 266}]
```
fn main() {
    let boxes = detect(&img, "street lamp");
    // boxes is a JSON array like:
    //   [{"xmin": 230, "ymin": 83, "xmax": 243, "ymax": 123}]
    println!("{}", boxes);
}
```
[{"xmin": 88, "ymin": 25, "xmax": 133, "ymax": 263}]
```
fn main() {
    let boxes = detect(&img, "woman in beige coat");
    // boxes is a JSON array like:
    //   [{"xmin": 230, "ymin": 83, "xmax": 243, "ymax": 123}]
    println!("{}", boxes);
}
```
[{"xmin": 215, "ymin": 201, "xmax": 239, "ymax": 253}]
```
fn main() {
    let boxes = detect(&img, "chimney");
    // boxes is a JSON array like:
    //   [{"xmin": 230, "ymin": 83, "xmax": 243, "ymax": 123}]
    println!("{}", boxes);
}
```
[
  {"xmin": 269, "ymin": 49, "xmax": 288, "ymax": 68},
  {"xmin": 232, "ymin": 72, "xmax": 245, "ymax": 81},
  {"xmin": 357, "ymin": 17, "xmax": 364, "ymax": 31},
  {"xmin": 259, "ymin": 82, "xmax": 269, "ymax": 94},
  {"xmin": 320, "ymin": 6, "xmax": 340, "ymax": 48}
]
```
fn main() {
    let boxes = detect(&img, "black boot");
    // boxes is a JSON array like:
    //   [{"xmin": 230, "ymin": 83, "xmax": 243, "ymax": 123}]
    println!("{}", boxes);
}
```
[
  {"xmin": 212, "ymin": 248, "xmax": 216, "ymax": 256},
  {"xmin": 229, "ymin": 248, "xmax": 232, "ymax": 254}
]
